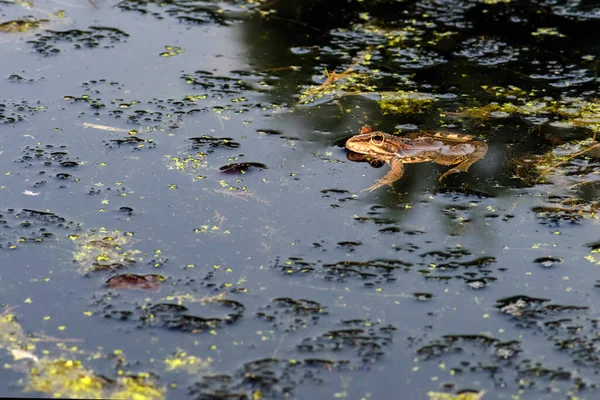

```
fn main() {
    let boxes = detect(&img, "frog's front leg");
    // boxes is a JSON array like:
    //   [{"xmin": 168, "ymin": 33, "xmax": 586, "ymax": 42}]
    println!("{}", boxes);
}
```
[
  {"xmin": 364, "ymin": 158, "xmax": 405, "ymax": 191},
  {"xmin": 438, "ymin": 142, "xmax": 488, "ymax": 181}
]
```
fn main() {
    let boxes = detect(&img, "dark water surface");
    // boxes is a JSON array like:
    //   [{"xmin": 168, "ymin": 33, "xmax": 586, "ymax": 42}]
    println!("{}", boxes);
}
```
[{"xmin": 2, "ymin": 0, "xmax": 600, "ymax": 399}]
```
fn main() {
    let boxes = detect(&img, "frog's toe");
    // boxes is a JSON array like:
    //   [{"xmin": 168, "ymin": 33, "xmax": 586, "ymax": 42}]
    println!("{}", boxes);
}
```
[
  {"xmin": 362, "ymin": 180, "xmax": 386, "ymax": 192},
  {"xmin": 439, "ymin": 169, "xmax": 459, "ymax": 181}
]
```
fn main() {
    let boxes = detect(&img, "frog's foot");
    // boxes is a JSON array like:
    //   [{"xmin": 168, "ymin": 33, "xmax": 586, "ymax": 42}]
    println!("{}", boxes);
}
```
[
  {"xmin": 439, "ymin": 165, "xmax": 470, "ymax": 181},
  {"xmin": 361, "ymin": 179, "xmax": 390, "ymax": 192}
]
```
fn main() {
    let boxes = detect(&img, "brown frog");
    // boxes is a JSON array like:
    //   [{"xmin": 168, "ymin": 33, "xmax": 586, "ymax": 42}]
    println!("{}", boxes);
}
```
[{"xmin": 345, "ymin": 125, "xmax": 488, "ymax": 191}]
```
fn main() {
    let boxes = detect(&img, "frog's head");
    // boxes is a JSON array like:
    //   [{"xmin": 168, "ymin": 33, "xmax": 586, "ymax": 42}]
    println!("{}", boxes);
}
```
[{"xmin": 345, "ymin": 127, "xmax": 405, "ymax": 158}]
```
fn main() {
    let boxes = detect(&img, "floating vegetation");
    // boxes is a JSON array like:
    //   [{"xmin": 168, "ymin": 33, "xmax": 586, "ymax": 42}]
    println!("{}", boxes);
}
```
[
  {"xmin": 165, "ymin": 153, "xmax": 209, "ymax": 181},
  {"xmin": 164, "ymin": 349, "xmax": 212, "ymax": 374},
  {"xmin": 25, "ymin": 359, "xmax": 164, "ymax": 399},
  {"xmin": 376, "ymin": 91, "xmax": 437, "ymax": 114},
  {"xmin": 427, "ymin": 391, "xmax": 486, "ymax": 400},
  {"xmin": 510, "ymin": 138, "xmax": 600, "ymax": 186},
  {"xmin": 452, "ymin": 89, "xmax": 600, "ymax": 135},
  {"xmin": 70, "ymin": 228, "xmax": 140, "ymax": 273},
  {"xmin": 298, "ymin": 65, "xmax": 374, "ymax": 105},
  {"xmin": 0, "ymin": 308, "xmax": 164, "ymax": 399},
  {"xmin": 0, "ymin": 18, "xmax": 48, "ymax": 33},
  {"xmin": 159, "ymin": 45, "xmax": 183, "ymax": 57}
]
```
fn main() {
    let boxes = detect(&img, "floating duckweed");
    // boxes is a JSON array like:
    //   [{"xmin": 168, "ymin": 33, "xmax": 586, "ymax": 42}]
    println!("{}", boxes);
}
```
[
  {"xmin": 164, "ymin": 349, "xmax": 212, "ymax": 374},
  {"xmin": 27, "ymin": 359, "xmax": 104, "ymax": 398},
  {"xmin": 165, "ymin": 153, "xmax": 209, "ymax": 180},
  {"xmin": 532, "ymin": 27, "xmax": 566, "ymax": 37},
  {"xmin": 26, "ymin": 359, "xmax": 164, "ymax": 400},
  {"xmin": 71, "ymin": 228, "xmax": 140, "ymax": 273},
  {"xmin": 510, "ymin": 138, "xmax": 600, "ymax": 185},
  {"xmin": 377, "ymin": 91, "xmax": 436, "ymax": 114},
  {"xmin": 0, "ymin": 18, "xmax": 47, "ymax": 33},
  {"xmin": 298, "ymin": 67, "xmax": 376, "ymax": 105},
  {"xmin": 454, "ymin": 94, "xmax": 600, "ymax": 134},
  {"xmin": 111, "ymin": 376, "xmax": 164, "ymax": 400},
  {"xmin": 427, "ymin": 391, "xmax": 485, "ymax": 400},
  {"xmin": 0, "ymin": 312, "xmax": 25, "ymax": 347},
  {"xmin": 480, "ymin": 85, "xmax": 531, "ymax": 99},
  {"xmin": 159, "ymin": 45, "xmax": 183, "ymax": 57}
]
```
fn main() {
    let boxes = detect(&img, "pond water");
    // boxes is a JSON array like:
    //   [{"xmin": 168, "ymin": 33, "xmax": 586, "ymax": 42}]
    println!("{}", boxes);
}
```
[{"xmin": 2, "ymin": 0, "xmax": 600, "ymax": 399}]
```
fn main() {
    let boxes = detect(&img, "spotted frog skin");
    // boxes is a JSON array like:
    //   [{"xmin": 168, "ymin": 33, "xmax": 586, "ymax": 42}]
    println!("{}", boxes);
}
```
[{"xmin": 345, "ymin": 125, "xmax": 488, "ymax": 191}]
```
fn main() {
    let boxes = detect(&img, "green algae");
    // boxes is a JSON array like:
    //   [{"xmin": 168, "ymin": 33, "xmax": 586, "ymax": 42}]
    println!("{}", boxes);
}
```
[
  {"xmin": 159, "ymin": 45, "xmax": 183, "ymax": 57},
  {"xmin": 0, "ymin": 309, "xmax": 164, "ymax": 399},
  {"xmin": 376, "ymin": 91, "xmax": 436, "ymax": 114},
  {"xmin": 164, "ymin": 349, "xmax": 212, "ymax": 374},
  {"xmin": 427, "ymin": 391, "xmax": 485, "ymax": 400},
  {"xmin": 453, "ymin": 87, "xmax": 600, "ymax": 135},
  {"xmin": 298, "ymin": 66, "xmax": 375, "ymax": 105},
  {"xmin": 165, "ymin": 153, "xmax": 209, "ymax": 181},
  {"xmin": 25, "ymin": 359, "xmax": 164, "ymax": 399},
  {"xmin": 0, "ymin": 18, "xmax": 48, "ymax": 33},
  {"xmin": 70, "ymin": 228, "xmax": 141, "ymax": 273}
]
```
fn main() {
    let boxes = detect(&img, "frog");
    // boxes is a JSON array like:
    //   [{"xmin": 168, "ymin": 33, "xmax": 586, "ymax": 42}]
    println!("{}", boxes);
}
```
[{"xmin": 345, "ymin": 125, "xmax": 488, "ymax": 191}]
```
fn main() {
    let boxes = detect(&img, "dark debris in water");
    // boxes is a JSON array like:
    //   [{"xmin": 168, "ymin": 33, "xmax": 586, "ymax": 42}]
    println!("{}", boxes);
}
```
[
  {"xmin": 106, "ymin": 274, "xmax": 164, "ymax": 290},
  {"xmin": 15, "ymin": 143, "xmax": 82, "ymax": 187},
  {"xmin": 0, "ymin": 208, "xmax": 79, "ymax": 249},
  {"xmin": 219, "ymin": 162, "xmax": 267, "ymax": 173},
  {"xmin": 28, "ymin": 27, "xmax": 130, "ymax": 56},
  {"xmin": 116, "ymin": 0, "xmax": 236, "ymax": 26},
  {"xmin": 297, "ymin": 319, "xmax": 396, "ymax": 364},
  {"xmin": 191, "ymin": 356, "xmax": 350, "ymax": 400},
  {"xmin": 256, "ymin": 297, "xmax": 327, "ymax": 332},
  {"xmin": 190, "ymin": 136, "xmax": 241, "ymax": 151},
  {"xmin": 140, "ymin": 299, "xmax": 244, "ymax": 333},
  {"xmin": 0, "ymin": 100, "xmax": 46, "ymax": 124}
]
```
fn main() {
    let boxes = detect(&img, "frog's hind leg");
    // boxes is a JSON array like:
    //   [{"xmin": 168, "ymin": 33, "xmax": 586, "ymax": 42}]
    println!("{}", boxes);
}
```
[{"xmin": 437, "ymin": 143, "xmax": 488, "ymax": 181}]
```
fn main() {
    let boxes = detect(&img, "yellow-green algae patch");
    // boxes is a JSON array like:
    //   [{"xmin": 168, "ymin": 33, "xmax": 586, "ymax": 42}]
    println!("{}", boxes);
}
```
[
  {"xmin": 376, "ymin": 91, "xmax": 436, "ymax": 114},
  {"xmin": 0, "ymin": 18, "xmax": 48, "ymax": 33},
  {"xmin": 298, "ymin": 67, "xmax": 377, "ymax": 105},
  {"xmin": 164, "ymin": 349, "xmax": 212, "ymax": 374},
  {"xmin": 0, "ymin": 311, "xmax": 27, "ymax": 350},
  {"xmin": 510, "ymin": 138, "xmax": 600, "ymax": 186},
  {"xmin": 0, "ymin": 309, "xmax": 164, "ymax": 399},
  {"xmin": 164, "ymin": 153, "xmax": 209, "ymax": 181},
  {"xmin": 453, "ymin": 86, "xmax": 600, "ymax": 134},
  {"xmin": 427, "ymin": 391, "xmax": 485, "ymax": 400},
  {"xmin": 70, "ymin": 228, "xmax": 141, "ymax": 273},
  {"xmin": 25, "ymin": 359, "xmax": 164, "ymax": 399}
]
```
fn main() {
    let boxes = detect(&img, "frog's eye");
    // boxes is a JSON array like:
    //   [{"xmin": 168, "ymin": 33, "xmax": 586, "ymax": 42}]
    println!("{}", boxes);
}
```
[{"xmin": 371, "ymin": 133, "xmax": 384, "ymax": 145}]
